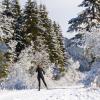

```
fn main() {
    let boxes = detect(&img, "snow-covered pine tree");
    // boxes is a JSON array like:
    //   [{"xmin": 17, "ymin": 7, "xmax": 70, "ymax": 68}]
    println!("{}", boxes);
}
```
[
  {"xmin": 53, "ymin": 22, "xmax": 66, "ymax": 71},
  {"xmin": 46, "ymin": 20, "xmax": 58, "ymax": 66},
  {"xmin": 68, "ymin": 0, "xmax": 100, "ymax": 32},
  {"xmin": 67, "ymin": 0, "xmax": 100, "ymax": 79},
  {"xmin": 1, "ymin": 0, "xmax": 13, "ymax": 42},
  {"xmin": 39, "ymin": 4, "xmax": 65, "ymax": 71},
  {"xmin": 0, "ymin": 0, "xmax": 14, "ymax": 79},
  {"xmin": 1, "ymin": 0, "xmax": 15, "ymax": 62},
  {"xmin": 10, "ymin": 0, "xmax": 24, "ymax": 59},
  {"xmin": 38, "ymin": 4, "xmax": 51, "ymax": 50},
  {"xmin": 39, "ymin": 5, "xmax": 55, "ymax": 62},
  {"xmin": 22, "ymin": 0, "xmax": 42, "ymax": 49},
  {"xmin": 1, "ymin": 0, "xmax": 14, "ymax": 59}
]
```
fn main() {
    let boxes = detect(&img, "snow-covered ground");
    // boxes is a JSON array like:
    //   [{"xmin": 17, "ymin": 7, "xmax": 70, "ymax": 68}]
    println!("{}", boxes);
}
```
[{"xmin": 0, "ymin": 86, "xmax": 100, "ymax": 100}]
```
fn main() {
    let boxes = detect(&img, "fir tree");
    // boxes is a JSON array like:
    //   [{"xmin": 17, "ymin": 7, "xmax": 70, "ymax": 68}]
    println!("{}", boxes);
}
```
[
  {"xmin": 39, "ymin": 5, "xmax": 65, "ymax": 71},
  {"xmin": 39, "ymin": 5, "xmax": 55, "ymax": 62},
  {"xmin": 1, "ymin": 0, "xmax": 13, "ymax": 42},
  {"xmin": 22, "ymin": 0, "xmax": 41, "ymax": 48},
  {"xmin": 68, "ymin": 0, "xmax": 100, "ymax": 32},
  {"xmin": 10, "ymin": 0, "xmax": 24, "ymax": 58},
  {"xmin": 53, "ymin": 22, "xmax": 66, "ymax": 71},
  {"xmin": 0, "ymin": 0, "xmax": 14, "ymax": 78}
]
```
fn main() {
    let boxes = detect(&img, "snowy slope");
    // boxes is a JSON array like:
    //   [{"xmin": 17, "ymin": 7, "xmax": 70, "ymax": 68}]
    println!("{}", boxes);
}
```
[{"xmin": 0, "ymin": 86, "xmax": 100, "ymax": 100}]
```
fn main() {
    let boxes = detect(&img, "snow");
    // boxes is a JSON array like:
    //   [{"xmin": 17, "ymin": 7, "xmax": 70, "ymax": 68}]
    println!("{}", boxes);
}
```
[
  {"xmin": 0, "ymin": 1, "xmax": 100, "ymax": 100},
  {"xmin": 0, "ymin": 85, "xmax": 100, "ymax": 100},
  {"xmin": 64, "ymin": 31, "xmax": 100, "ymax": 86},
  {"xmin": 84, "ymin": 30, "xmax": 100, "ymax": 59}
]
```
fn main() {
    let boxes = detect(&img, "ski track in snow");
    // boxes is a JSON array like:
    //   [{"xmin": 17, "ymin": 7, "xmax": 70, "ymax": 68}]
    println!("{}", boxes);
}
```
[{"xmin": 0, "ymin": 86, "xmax": 100, "ymax": 100}]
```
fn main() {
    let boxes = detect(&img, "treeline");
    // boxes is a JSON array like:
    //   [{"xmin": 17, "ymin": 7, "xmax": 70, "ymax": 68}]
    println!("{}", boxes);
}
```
[{"xmin": 0, "ymin": 0, "xmax": 66, "ymax": 79}]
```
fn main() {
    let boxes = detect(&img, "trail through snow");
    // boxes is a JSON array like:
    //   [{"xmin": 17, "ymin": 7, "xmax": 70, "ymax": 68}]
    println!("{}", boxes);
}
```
[{"xmin": 0, "ymin": 86, "xmax": 100, "ymax": 100}]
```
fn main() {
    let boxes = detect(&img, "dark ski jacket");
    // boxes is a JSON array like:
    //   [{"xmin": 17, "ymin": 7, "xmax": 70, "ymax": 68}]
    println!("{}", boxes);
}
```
[{"xmin": 36, "ymin": 67, "xmax": 45, "ymax": 78}]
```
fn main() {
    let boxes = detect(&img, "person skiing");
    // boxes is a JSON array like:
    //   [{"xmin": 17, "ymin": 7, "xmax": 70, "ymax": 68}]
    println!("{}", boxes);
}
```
[{"xmin": 36, "ymin": 64, "xmax": 48, "ymax": 91}]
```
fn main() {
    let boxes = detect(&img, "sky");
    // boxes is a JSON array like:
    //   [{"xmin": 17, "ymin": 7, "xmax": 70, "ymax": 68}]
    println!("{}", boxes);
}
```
[{"xmin": 20, "ymin": 0, "xmax": 83, "ymax": 38}]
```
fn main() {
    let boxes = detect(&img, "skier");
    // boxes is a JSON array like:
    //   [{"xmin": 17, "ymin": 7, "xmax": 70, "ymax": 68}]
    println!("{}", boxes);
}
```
[{"xmin": 36, "ymin": 64, "xmax": 48, "ymax": 91}]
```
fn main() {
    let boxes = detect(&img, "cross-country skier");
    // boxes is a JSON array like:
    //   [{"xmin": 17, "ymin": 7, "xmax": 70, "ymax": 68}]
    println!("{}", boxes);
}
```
[{"xmin": 36, "ymin": 64, "xmax": 48, "ymax": 91}]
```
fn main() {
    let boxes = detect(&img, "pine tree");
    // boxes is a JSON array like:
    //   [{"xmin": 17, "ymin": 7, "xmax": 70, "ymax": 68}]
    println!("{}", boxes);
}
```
[
  {"xmin": 1, "ymin": 0, "xmax": 14, "ymax": 51},
  {"xmin": 10, "ymin": 0, "xmax": 25, "ymax": 58},
  {"xmin": 39, "ymin": 5, "xmax": 55, "ymax": 62},
  {"xmin": 0, "ymin": 0, "xmax": 14, "ymax": 78},
  {"xmin": 53, "ymin": 22, "xmax": 66, "ymax": 71},
  {"xmin": 39, "ymin": 5, "xmax": 65, "ymax": 71},
  {"xmin": 22, "ymin": 0, "xmax": 41, "ymax": 48},
  {"xmin": 68, "ymin": 0, "xmax": 100, "ymax": 32},
  {"xmin": 46, "ymin": 20, "xmax": 57, "ymax": 64},
  {"xmin": 1, "ymin": 0, "xmax": 14, "ymax": 42}
]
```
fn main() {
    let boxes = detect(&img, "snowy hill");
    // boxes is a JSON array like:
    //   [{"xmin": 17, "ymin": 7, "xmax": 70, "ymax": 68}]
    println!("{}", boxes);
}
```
[{"xmin": 0, "ymin": 85, "xmax": 100, "ymax": 100}]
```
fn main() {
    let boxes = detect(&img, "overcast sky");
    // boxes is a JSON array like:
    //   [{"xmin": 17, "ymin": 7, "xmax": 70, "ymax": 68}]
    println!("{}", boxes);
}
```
[{"xmin": 20, "ymin": 0, "xmax": 83, "ymax": 38}]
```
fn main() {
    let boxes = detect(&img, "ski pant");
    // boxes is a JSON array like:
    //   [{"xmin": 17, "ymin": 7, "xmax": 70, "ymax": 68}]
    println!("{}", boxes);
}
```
[{"xmin": 37, "ymin": 76, "xmax": 47, "ymax": 91}]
